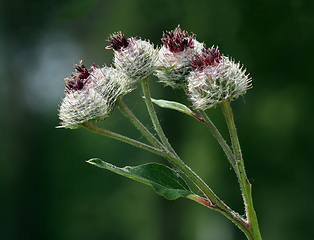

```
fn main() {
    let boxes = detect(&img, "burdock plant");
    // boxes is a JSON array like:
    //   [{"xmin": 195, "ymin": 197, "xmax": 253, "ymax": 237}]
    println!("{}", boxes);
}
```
[{"xmin": 57, "ymin": 26, "xmax": 262, "ymax": 240}]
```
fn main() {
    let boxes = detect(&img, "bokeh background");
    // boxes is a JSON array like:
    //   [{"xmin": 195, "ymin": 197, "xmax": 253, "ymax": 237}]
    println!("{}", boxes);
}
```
[{"xmin": 1, "ymin": 0, "xmax": 313, "ymax": 239}]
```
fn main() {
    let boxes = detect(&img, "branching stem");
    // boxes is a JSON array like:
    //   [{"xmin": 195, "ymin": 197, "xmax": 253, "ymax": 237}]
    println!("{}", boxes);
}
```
[
  {"xmin": 82, "ymin": 122, "xmax": 168, "ymax": 159},
  {"xmin": 141, "ymin": 77, "xmax": 177, "ymax": 156},
  {"xmin": 116, "ymin": 97, "xmax": 164, "ymax": 149},
  {"xmin": 220, "ymin": 99, "xmax": 262, "ymax": 240},
  {"xmin": 197, "ymin": 110, "xmax": 237, "ymax": 171}
]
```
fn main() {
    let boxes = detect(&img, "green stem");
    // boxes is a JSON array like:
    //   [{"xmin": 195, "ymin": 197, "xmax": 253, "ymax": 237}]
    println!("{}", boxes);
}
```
[
  {"xmin": 82, "ymin": 122, "xmax": 168, "ymax": 159},
  {"xmin": 82, "ymin": 122, "xmax": 252, "ymax": 239},
  {"xmin": 140, "ymin": 77, "xmax": 254, "ymax": 236},
  {"xmin": 198, "ymin": 110, "xmax": 236, "ymax": 171},
  {"xmin": 82, "ymin": 123, "xmax": 217, "ymax": 210},
  {"xmin": 141, "ymin": 77, "xmax": 176, "ymax": 156},
  {"xmin": 116, "ymin": 97, "xmax": 164, "ymax": 149},
  {"xmin": 220, "ymin": 100, "xmax": 262, "ymax": 240},
  {"xmin": 187, "ymin": 194, "xmax": 252, "ymax": 238},
  {"xmin": 157, "ymin": 149, "xmax": 252, "ymax": 238}
]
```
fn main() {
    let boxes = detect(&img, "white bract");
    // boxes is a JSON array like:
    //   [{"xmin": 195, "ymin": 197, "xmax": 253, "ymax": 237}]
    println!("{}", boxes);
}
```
[
  {"xmin": 58, "ymin": 66, "xmax": 132, "ymax": 129},
  {"xmin": 58, "ymin": 86, "xmax": 111, "ymax": 129},
  {"xmin": 155, "ymin": 39, "xmax": 204, "ymax": 89},
  {"xmin": 188, "ymin": 56, "xmax": 252, "ymax": 110},
  {"xmin": 114, "ymin": 38, "xmax": 158, "ymax": 83}
]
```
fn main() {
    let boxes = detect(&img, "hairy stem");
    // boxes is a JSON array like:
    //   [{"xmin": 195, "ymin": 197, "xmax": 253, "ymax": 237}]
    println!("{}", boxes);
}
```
[
  {"xmin": 187, "ymin": 194, "xmax": 252, "ymax": 238},
  {"xmin": 82, "ymin": 121, "xmax": 254, "ymax": 239},
  {"xmin": 197, "ymin": 110, "xmax": 236, "ymax": 171},
  {"xmin": 82, "ymin": 122, "xmax": 168, "ymax": 159},
  {"xmin": 220, "ymin": 100, "xmax": 262, "ymax": 240},
  {"xmin": 157, "ymin": 149, "xmax": 251, "ymax": 238},
  {"xmin": 141, "ymin": 77, "xmax": 177, "ymax": 156},
  {"xmin": 140, "ymin": 77, "xmax": 255, "ymax": 237},
  {"xmin": 116, "ymin": 97, "xmax": 164, "ymax": 149}
]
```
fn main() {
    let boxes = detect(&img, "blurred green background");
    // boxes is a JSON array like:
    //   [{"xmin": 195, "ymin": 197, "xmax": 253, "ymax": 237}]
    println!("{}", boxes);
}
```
[{"xmin": 1, "ymin": 0, "xmax": 313, "ymax": 239}]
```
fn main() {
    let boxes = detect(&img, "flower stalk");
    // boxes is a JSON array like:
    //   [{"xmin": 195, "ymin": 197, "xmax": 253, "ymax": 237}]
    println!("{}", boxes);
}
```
[
  {"xmin": 83, "ymin": 114, "xmax": 254, "ymax": 239},
  {"xmin": 82, "ymin": 122, "xmax": 168, "ymax": 158},
  {"xmin": 141, "ymin": 76, "xmax": 177, "ymax": 156},
  {"xmin": 84, "ymin": 94, "xmax": 254, "ymax": 238},
  {"xmin": 116, "ymin": 97, "xmax": 164, "ymax": 149},
  {"xmin": 220, "ymin": 99, "xmax": 262, "ymax": 240},
  {"xmin": 187, "ymin": 194, "xmax": 253, "ymax": 239},
  {"xmin": 140, "ymin": 78, "xmax": 261, "ymax": 239},
  {"xmin": 197, "ymin": 110, "xmax": 236, "ymax": 171}
]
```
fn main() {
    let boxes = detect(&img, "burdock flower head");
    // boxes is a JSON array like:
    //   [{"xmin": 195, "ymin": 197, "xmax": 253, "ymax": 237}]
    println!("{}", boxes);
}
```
[
  {"xmin": 58, "ymin": 61, "xmax": 131, "ymax": 129},
  {"xmin": 106, "ymin": 32, "xmax": 158, "ymax": 83},
  {"xmin": 155, "ymin": 25, "xmax": 203, "ymax": 89},
  {"xmin": 187, "ymin": 46, "xmax": 252, "ymax": 110}
]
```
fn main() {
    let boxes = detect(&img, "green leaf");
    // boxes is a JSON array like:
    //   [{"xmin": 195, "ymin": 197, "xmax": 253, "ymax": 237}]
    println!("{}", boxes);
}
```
[
  {"xmin": 151, "ymin": 98, "xmax": 194, "ymax": 116},
  {"xmin": 87, "ymin": 159, "xmax": 193, "ymax": 200}
]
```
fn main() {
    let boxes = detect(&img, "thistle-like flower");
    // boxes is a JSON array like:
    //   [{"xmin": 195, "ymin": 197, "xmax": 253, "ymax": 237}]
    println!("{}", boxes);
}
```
[
  {"xmin": 58, "ymin": 62, "xmax": 131, "ymax": 129},
  {"xmin": 155, "ymin": 25, "xmax": 204, "ymax": 89},
  {"xmin": 106, "ymin": 32, "xmax": 158, "ymax": 83},
  {"xmin": 187, "ymin": 46, "xmax": 252, "ymax": 110}
]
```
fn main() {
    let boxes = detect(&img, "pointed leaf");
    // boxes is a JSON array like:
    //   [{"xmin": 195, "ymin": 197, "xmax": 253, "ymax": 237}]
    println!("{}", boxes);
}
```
[
  {"xmin": 87, "ymin": 158, "xmax": 193, "ymax": 200},
  {"xmin": 151, "ymin": 98, "xmax": 194, "ymax": 116}
]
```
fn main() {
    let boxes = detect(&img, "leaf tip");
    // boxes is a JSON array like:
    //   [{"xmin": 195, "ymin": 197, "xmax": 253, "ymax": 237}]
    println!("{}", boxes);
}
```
[{"xmin": 86, "ymin": 158, "xmax": 100, "ymax": 164}]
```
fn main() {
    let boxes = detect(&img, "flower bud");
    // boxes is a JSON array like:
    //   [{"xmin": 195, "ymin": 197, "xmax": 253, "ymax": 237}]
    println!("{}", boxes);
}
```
[
  {"xmin": 106, "ymin": 32, "xmax": 158, "ymax": 83},
  {"xmin": 187, "ymin": 46, "xmax": 252, "ymax": 110},
  {"xmin": 155, "ymin": 25, "xmax": 204, "ymax": 89},
  {"xmin": 90, "ymin": 64, "xmax": 133, "ymax": 98},
  {"xmin": 58, "ymin": 62, "xmax": 131, "ymax": 129}
]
